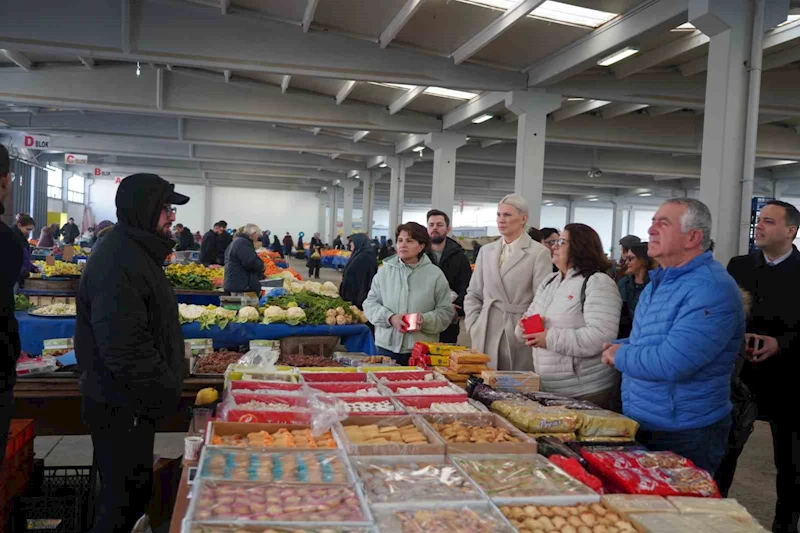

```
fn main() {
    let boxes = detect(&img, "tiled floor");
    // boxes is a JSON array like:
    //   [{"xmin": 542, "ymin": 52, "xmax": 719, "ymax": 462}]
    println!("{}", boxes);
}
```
[{"xmin": 35, "ymin": 432, "xmax": 188, "ymax": 466}]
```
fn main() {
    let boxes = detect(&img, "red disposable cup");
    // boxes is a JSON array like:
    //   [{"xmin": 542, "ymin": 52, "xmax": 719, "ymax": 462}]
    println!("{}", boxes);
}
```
[
  {"xmin": 521, "ymin": 314, "xmax": 545, "ymax": 334},
  {"xmin": 403, "ymin": 313, "xmax": 422, "ymax": 332}
]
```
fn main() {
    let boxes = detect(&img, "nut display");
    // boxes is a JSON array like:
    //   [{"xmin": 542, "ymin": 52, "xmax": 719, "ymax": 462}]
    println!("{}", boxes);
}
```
[
  {"xmin": 194, "ymin": 350, "xmax": 243, "ymax": 374},
  {"xmin": 431, "ymin": 420, "xmax": 522, "ymax": 444},
  {"xmin": 452, "ymin": 455, "xmax": 595, "ymax": 499},
  {"xmin": 353, "ymin": 459, "xmax": 482, "ymax": 503},
  {"xmin": 278, "ymin": 355, "xmax": 344, "ymax": 367},
  {"xmin": 499, "ymin": 503, "xmax": 637, "ymax": 533},
  {"xmin": 343, "ymin": 400, "xmax": 398, "ymax": 413},
  {"xmin": 406, "ymin": 402, "xmax": 481, "ymax": 414},
  {"xmin": 210, "ymin": 428, "xmax": 336, "ymax": 449},
  {"xmin": 191, "ymin": 482, "xmax": 366, "ymax": 522},
  {"xmin": 378, "ymin": 507, "xmax": 516, "ymax": 533},
  {"xmin": 201, "ymin": 450, "xmax": 348, "ymax": 484},
  {"xmin": 343, "ymin": 423, "xmax": 428, "ymax": 445}
]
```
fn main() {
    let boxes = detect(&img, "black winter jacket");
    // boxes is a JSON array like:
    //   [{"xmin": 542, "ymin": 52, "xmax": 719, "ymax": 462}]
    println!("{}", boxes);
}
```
[
  {"xmin": 217, "ymin": 232, "xmax": 232, "ymax": 264},
  {"xmin": 176, "ymin": 228, "xmax": 194, "ymax": 251},
  {"xmin": 339, "ymin": 234, "xmax": 378, "ymax": 310},
  {"xmin": 75, "ymin": 192, "xmax": 185, "ymax": 418},
  {"xmin": 224, "ymin": 236, "xmax": 263, "ymax": 293},
  {"xmin": 727, "ymin": 247, "xmax": 800, "ymax": 420},
  {"xmin": 199, "ymin": 230, "xmax": 218, "ymax": 265},
  {"xmin": 61, "ymin": 222, "xmax": 80, "ymax": 244},
  {"xmin": 427, "ymin": 237, "xmax": 472, "ymax": 317},
  {"xmin": 0, "ymin": 205, "xmax": 23, "ymax": 392}
]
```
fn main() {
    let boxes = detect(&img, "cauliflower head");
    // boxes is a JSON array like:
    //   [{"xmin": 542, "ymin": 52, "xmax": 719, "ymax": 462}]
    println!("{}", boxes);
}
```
[
  {"xmin": 179, "ymin": 304, "xmax": 205, "ymax": 321},
  {"xmin": 237, "ymin": 306, "xmax": 260, "ymax": 322},
  {"xmin": 262, "ymin": 305, "xmax": 287, "ymax": 324},
  {"xmin": 285, "ymin": 307, "xmax": 307, "ymax": 325}
]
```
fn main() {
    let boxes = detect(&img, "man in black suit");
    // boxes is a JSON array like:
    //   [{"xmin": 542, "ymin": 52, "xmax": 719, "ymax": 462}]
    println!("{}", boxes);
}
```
[{"xmin": 721, "ymin": 200, "xmax": 800, "ymax": 533}]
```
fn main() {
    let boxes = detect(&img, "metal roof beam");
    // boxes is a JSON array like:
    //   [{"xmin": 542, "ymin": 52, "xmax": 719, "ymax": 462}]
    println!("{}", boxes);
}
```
[
  {"xmin": 551, "ymin": 100, "xmax": 611, "ymax": 121},
  {"xmin": 451, "ymin": 0, "xmax": 546, "ymax": 65},
  {"xmin": 281, "ymin": 75, "xmax": 291, "ymax": 94},
  {"xmin": 388, "ymin": 86, "xmax": 427, "ymax": 115},
  {"xmin": 601, "ymin": 103, "xmax": 649, "ymax": 119},
  {"xmin": 443, "ymin": 91, "xmax": 506, "ymax": 129},
  {"xmin": 613, "ymin": 30, "xmax": 709, "ymax": 79},
  {"xmin": 379, "ymin": 0, "xmax": 427, "ymax": 49},
  {"xmin": 1, "ymin": 49, "xmax": 32, "ymax": 71},
  {"xmin": 526, "ymin": 0, "xmax": 689, "ymax": 87},
  {"xmin": 0, "ymin": 0, "xmax": 525, "ymax": 91},
  {"xmin": 302, "ymin": 0, "xmax": 320, "ymax": 32},
  {"xmin": 336, "ymin": 80, "xmax": 356, "ymax": 105}
]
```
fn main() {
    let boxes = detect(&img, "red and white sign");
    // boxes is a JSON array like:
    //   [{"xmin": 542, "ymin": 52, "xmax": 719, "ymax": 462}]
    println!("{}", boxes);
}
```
[
  {"xmin": 65, "ymin": 153, "xmax": 88, "ymax": 165},
  {"xmin": 94, "ymin": 168, "xmax": 111, "ymax": 177},
  {"xmin": 114, "ymin": 176, "xmax": 122, "ymax": 184},
  {"xmin": 23, "ymin": 134, "xmax": 50, "ymax": 149}
]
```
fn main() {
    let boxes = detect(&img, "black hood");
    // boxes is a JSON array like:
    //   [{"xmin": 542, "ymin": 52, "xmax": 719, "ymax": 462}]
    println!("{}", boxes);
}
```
[{"xmin": 115, "ymin": 173, "xmax": 189, "ymax": 263}]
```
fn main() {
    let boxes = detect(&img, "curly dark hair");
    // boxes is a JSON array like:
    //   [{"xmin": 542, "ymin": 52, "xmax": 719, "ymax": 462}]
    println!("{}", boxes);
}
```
[
  {"xmin": 563, "ymin": 223, "xmax": 611, "ymax": 279},
  {"xmin": 395, "ymin": 221, "xmax": 431, "ymax": 258}
]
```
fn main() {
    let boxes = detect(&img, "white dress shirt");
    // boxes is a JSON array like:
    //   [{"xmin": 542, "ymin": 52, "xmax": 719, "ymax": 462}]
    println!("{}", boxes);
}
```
[{"xmin": 499, "ymin": 233, "xmax": 523, "ymax": 267}]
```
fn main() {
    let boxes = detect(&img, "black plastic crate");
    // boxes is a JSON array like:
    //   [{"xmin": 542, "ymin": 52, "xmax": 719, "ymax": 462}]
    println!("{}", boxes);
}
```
[{"xmin": 12, "ymin": 465, "xmax": 96, "ymax": 533}]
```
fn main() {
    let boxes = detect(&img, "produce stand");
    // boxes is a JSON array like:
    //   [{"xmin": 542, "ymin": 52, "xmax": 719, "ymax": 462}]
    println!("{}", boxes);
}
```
[
  {"xmin": 16, "ymin": 312, "xmax": 375, "ymax": 356},
  {"xmin": 12, "ymin": 375, "xmax": 222, "ymax": 436}
]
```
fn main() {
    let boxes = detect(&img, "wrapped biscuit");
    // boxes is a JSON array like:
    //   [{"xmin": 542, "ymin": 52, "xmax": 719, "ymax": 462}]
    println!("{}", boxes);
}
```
[
  {"xmin": 449, "ymin": 362, "xmax": 489, "ymax": 374},
  {"xmin": 574, "ymin": 409, "xmax": 639, "ymax": 440},
  {"xmin": 491, "ymin": 400, "xmax": 578, "ymax": 434},
  {"xmin": 449, "ymin": 349, "xmax": 491, "ymax": 364}
]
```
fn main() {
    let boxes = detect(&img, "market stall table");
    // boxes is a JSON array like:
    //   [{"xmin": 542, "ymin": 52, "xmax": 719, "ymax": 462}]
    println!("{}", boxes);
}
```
[
  {"xmin": 173, "ymin": 289, "xmax": 222, "ymax": 306},
  {"xmin": 16, "ymin": 312, "xmax": 376, "ymax": 355}
]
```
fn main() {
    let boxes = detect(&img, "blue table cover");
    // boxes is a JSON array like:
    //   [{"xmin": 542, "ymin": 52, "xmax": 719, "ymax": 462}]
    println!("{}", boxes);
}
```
[
  {"xmin": 321, "ymin": 255, "xmax": 348, "ymax": 269},
  {"xmin": 16, "ymin": 312, "xmax": 375, "ymax": 356}
]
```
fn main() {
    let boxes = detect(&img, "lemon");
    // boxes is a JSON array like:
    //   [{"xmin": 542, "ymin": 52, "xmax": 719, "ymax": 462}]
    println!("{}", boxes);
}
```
[{"xmin": 195, "ymin": 387, "xmax": 219, "ymax": 405}]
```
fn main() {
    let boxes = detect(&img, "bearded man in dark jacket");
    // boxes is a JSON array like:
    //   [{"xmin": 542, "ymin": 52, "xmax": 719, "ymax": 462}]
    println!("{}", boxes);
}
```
[
  {"xmin": 426, "ymin": 210, "xmax": 472, "ymax": 344},
  {"xmin": 75, "ymin": 173, "xmax": 189, "ymax": 532}
]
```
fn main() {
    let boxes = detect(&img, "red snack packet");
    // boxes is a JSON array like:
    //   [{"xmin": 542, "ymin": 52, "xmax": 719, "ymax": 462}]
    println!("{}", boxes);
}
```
[
  {"xmin": 549, "ymin": 455, "xmax": 604, "ymax": 494},
  {"xmin": 521, "ymin": 314, "xmax": 545, "ymax": 334}
]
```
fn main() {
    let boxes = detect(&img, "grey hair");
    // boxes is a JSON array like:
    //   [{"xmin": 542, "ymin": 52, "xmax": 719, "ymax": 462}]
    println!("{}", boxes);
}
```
[
  {"xmin": 662, "ymin": 198, "xmax": 712, "ymax": 251},
  {"xmin": 499, "ymin": 194, "xmax": 529, "ymax": 217},
  {"xmin": 242, "ymin": 223, "xmax": 262, "ymax": 237}
]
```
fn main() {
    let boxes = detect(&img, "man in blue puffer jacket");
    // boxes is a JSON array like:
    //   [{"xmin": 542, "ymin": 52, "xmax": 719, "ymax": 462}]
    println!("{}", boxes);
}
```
[{"xmin": 602, "ymin": 198, "xmax": 745, "ymax": 475}]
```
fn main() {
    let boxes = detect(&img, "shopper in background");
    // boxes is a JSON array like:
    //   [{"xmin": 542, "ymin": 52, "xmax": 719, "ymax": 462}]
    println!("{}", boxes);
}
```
[
  {"xmin": 271, "ymin": 235, "xmax": 284, "ymax": 258},
  {"xmin": 224, "ymin": 224, "xmax": 265, "ymax": 294},
  {"xmin": 0, "ymin": 144, "xmax": 23, "ymax": 469},
  {"xmin": 174, "ymin": 223, "xmax": 194, "ymax": 251},
  {"xmin": 471, "ymin": 240, "xmax": 481, "ymax": 262},
  {"xmin": 426, "ymin": 209, "xmax": 472, "ymax": 344},
  {"xmin": 363, "ymin": 222, "xmax": 453, "ymax": 365},
  {"xmin": 61, "ymin": 217, "xmax": 80, "ymax": 245},
  {"xmin": 614, "ymin": 234, "xmax": 642, "ymax": 280},
  {"xmin": 296, "ymin": 233, "xmax": 304, "ymax": 255},
  {"xmin": 11, "ymin": 214, "xmax": 38, "ymax": 281},
  {"xmin": 307, "ymin": 244, "xmax": 322, "ymax": 279},
  {"xmin": 310, "ymin": 232, "xmax": 322, "ymax": 248},
  {"xmin": 91, "ymin": 220, "xmax": 114, "ymax": 248},
  {"xmin": 199, "ymin": 222, "xmax": 223, "ymax": 265},
  {"xmin": 719, "ymin": 200, "xmax": 800, "ymax": 532},
  {"xmin": 340, "ymin": 233, "xmax": 378, "ymax": 310},
  {"xmin": 37, "ymin": 224, "xmax": 56, "ymax": 248},
  {"xmin": 75, "ymin": 173, "xmax": 189, "ymax": 532},
  {"xmin": 541, "ymin": 228, "xmax": 560, "ymax": 257},
  {"xmin": 516, "ymin": 223, "xmax": 622, "ymax": 410},
  {"xmin": 527, "ymin": 227, "xmax": 543, "ymax": 243},
  {"xmin": 465, "ymin": 194, "xmax": 553, "ymax": 371},
  {"xmin": 602, "ymin": 198, "xmax": 744, "ymax": 475},
  {"xmin": 378, "ymin": 239, "xmax": 395, "ymax": 260},
  {"xmin": 617, "ymin": 243, "xmax": 656, "ymax": 339},
  {"xmin": 216, "ymin": 221, "xmax": 231, "ymax": 264},
  {"xmin": 283, "ymin": 232, "xmax": 294, "ymax": 257},
  {"xmin": 332, "ymin": 234, "xmax": 343, "ymax": 250}
]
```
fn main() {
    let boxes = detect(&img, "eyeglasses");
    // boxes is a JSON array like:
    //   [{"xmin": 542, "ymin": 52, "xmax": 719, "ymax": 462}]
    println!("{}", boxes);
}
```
[
  {"xmin": 543, "ymin": 239, "xmax": 559, "ymax": 246},
  {"xmin": 553, "ymin": 238, "xmax": 569, "ymax": 247},
  {"xmin": 162, "ymin": 205, "xmax": 177, "ymax": 215}
]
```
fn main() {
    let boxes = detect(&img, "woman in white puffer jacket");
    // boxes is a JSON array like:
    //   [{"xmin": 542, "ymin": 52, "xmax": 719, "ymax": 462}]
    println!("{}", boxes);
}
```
[{"xmin": 515, "ymin": 223, "xmax": 622, "ymax": 410}]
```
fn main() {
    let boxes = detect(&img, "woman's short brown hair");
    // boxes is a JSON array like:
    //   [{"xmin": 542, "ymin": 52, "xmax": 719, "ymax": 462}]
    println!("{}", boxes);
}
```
[
  {"xmin": 630, "ymin": 242, "xmax": 657, "ymax": 271},
  {"xmin": 15, "ymin": 214, "xmax": 34, "ymax": 227},
  {"xmin": 395, "ymin": 222, "xmax": 431, "ymax": 257},
  {"xmin": 563, "ymin": 223, "xmax": 612, "ymax": 278}
]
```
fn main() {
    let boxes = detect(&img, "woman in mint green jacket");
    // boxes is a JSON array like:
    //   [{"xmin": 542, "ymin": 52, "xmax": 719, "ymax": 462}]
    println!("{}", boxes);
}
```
[{"xmin": 363, "ymin": 222, "xmax": 453, "ymax": 365}]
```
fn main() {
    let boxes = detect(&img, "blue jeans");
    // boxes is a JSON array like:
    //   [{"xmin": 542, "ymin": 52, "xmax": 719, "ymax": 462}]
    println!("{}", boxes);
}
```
[
  {"xmin": 636, "ymin": 413, "xmax": 732, "ymax": 476},
  {"xmin": 375, "ymin": 346, "xmax": 410, "ymax": 366}
]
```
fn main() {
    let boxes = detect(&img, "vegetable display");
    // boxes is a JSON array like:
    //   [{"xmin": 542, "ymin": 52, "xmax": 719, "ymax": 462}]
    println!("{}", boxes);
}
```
[
  {"xmin": 165, "ymin": 263, "xmax": 223, "ymax": 291},
  {"xmin": 267, "ymin": 291, "xmax": 367, "ymax": 326},
  {"xmin": 34, "ymin": 260, "xmax": 80, "ymax": 277},
  {"xmin": 14, "ymin": 294, "xmax": 32, "ymax": 311}
]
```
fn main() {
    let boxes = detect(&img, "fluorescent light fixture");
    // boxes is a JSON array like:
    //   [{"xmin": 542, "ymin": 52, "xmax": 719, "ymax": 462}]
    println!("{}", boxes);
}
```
[
  {"xmin": 456, "ymin": 0, "xmax": 616, "ymax": 28},
  {"xmin": 588, "ymin": 197, "xmax": 599, "ymax": 202},
  {"xmin": 777, "ymin": 14, "xmax": 800, "ymax": 27},
  {"xmin": 639, "ymin": 192, "xmax": 652, "ymax": 197},
  {"xmin": 674, "ymin": 22, "xmax": 695, "ymax": 30},
  {"xmin": 379, "ymin": 163, "xmax": 387, "ymax": 168},
  {"xmin": 567, "ymin": 97, "xmax": 585, "ymax": 101},
  {"xmin": 412, "ymin": 145, "xmax": 425, "ymax": 152},
  {"xmin": 544, "ymin": 202, "xmax": 554, "ymax": 207},
  {"xmin": 472, "ymin": 113, "xmax": 494, "ymax": 124},
  {"xmin": 368, "ymin": 82, "xmax": 477, "ymax": 101},
  {"xmin": 598, "ymin": 47, "xmax": 639, "ymax": 67}
]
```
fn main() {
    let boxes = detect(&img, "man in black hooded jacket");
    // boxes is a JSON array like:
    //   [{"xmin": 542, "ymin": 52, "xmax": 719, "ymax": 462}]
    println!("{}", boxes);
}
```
[
  {"xmin": 75, "ymin": 173, "xmax": 189, "ymax": 532},
  {"xmin": 0, "ymin": 144, "xmax": 23, "ymax": 468}
]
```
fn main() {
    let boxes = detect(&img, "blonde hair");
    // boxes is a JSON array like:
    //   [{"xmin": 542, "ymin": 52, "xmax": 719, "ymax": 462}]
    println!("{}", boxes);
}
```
[
  {"xmin": 242, "ymin": 223, "xmax": 261, "ymax": 237},
  {"xmin": 499, "ymin": 194, "xmax": 529, "ymax": 217}
]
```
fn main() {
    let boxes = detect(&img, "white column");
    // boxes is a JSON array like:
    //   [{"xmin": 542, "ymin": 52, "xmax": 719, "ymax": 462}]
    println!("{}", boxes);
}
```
[
  {"xmin": 203, "ymin": 184, "xmax": 213, "ymax": 231},
  {"xmin": 505, "ymin": 90, "xmax": 562, "ymax": 227},
  {"xmin": 316, "ymin": 192, "xmax": 326, "ymax": 237},
  {"xmin": 340, "ymin": 179, "xmax": 357, "ymax": 237},
  {"xmin": 424, "ymin": 132, "xmax": 467, "ymax": 225},
  {"xmin": 327, "ymin": 186, "xmax": 337, "ymax": 246},
  {"xmin": 567, "ymin": 200, "xmax": 576, "ymax": 225},
  {"xmin": 61, "ymin": 170, "xmax": 69, "ymax": 213},
  {"xmin": 359, "ymin": 171, "xmax": 375, "ymax": 236},
  {"xmin": 690, "ymin": 0, "xmax": 786, "ymax": 263},
  {"xmin": 386, "ymin": 156, "xmax": 414, "ymax": 232},
  {"xmin": 611, "ymin": 199, "xmax": 625, "ymax": 259}
]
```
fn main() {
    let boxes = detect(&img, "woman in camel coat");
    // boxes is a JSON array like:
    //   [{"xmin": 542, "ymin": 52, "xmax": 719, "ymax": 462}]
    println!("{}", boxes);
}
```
[{"xmin": 464, "ymin": 194, "xmax": 553, "ymax": 371}]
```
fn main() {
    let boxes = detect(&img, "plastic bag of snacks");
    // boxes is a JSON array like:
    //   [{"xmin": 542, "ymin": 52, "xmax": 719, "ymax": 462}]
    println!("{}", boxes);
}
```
[
  {"xmin": 573, "ymin": 409, "xmax": 639, "ymax": 441},
  {"xmin": 491, "ymin": 400, "xmax": 579, "ymax": 434},
  {"xmin": 548, "ymin": 455, "xmax": 604, "ymax": 493},
  {"xmin": 525, "ymin": 391, "xmax": 603, "ymax": 410}
]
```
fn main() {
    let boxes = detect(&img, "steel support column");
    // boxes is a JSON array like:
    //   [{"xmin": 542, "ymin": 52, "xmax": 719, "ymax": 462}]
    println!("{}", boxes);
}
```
[
  {"xmin": 327, "ymin": 186, "xmax": 337, "ymax": 246},
  {"xmin": 505, "ymin": 91, "xmax": 562, "ymax": 226},
  {"xmin": 340, "ymin": 179, "xmax": 358, "ymax": 238},
  {"xmin": 424, "ymin": 133, "xmax": 467, "ymax": 225},
  {"xmin": 359, "ymin": 171, "xmax": 375, "ymax": 236},
  {"xmin": 386, "ymin": 156, "xmax": 414, "ymax": 233},
  {"xmin": 611, "ymin": 199, "xmax": 625, "ymax": 259}
]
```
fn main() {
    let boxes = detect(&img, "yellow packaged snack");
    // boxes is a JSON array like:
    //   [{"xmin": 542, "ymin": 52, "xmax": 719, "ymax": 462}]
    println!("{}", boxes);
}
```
[
  {"xmin": 490, "ymin": 400, "xmax": 578, "ymax": 434},
  {"xmin": 574, "ymin": 409, "xmax": 639, "ymax": 440}
]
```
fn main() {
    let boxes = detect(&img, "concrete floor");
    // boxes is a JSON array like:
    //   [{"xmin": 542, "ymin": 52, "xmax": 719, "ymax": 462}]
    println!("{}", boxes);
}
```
[{"xmin": 30, "ymin": 257, "xmax": 783, "ymax": 529}]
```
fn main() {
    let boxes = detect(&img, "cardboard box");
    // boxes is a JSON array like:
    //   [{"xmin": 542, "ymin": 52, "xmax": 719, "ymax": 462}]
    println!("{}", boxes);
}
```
[
  {"xmin": 334, "ymin": 415, "xmax": 446, "ymax": 457},
  {"xmin": 41, "ymin": 337, "xmax": 73, "ymax": 356},
  {"xmin": 420, "ymin": 413, "xmax": 539, "ymax": 455},
  {"xmin": 205, "ymin": 421, "xmax": 340, "ymax": 450},
  {"xmin": 481, "ymin": 370, "xmax": 541, "ymax": 393},
  {"xmin": 429, "ymin": 354, "xmax": 449, "ymax": 366}
]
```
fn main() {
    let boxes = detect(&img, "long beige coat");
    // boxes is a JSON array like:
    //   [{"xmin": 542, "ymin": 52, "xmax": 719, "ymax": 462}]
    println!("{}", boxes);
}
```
[{"xmin": 464, "ymin": 232, "xmax": 553, "ymax": 370}]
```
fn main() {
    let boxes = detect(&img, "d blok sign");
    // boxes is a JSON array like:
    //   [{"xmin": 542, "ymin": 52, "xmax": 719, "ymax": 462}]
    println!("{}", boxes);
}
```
[{"xmin": 23, "ymin": 135, "xmax": 50, "ymax": 149}]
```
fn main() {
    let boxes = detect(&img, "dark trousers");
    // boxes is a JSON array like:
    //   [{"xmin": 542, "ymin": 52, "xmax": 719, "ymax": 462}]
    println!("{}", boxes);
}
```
[
  {"xmin": 376, "ymin": 346, "xmax": 411, "ymax": 366},
  {"xmin": 636, "ymin": 414, "xmax": 731, "ymax": 476},
  {"xmin": 0, "ymin": 389, "xmax": 13, "ymax": 469},
  {"xmin": 438, "ymin": 321, "xmax": 460, "ymax": 344},
  {"xmin": 307, "ymin": 260, "xmax": 321, "ymax": 279},
  {"xmin": 83, "ymin": 397, "xmax": 156, "ymax": 533}
]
